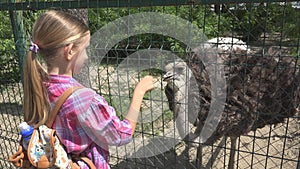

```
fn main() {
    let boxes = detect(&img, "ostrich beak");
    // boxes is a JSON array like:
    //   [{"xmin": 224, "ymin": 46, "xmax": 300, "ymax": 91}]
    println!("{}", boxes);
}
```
[{"xmin": 163, "ymin": 71, "xmax": 176, "ymax": 81}]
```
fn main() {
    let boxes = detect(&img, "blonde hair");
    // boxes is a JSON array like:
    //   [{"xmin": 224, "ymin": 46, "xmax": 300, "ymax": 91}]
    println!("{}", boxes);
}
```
[{"xmin": 24, "ymin": 10, "xmax": 89, "ymax": 127}]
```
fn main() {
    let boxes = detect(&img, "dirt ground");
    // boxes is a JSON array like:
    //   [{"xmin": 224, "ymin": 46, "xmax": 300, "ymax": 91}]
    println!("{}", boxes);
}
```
[{"xmin": 107, "ymin": 117, "xmax": 299, "ymax": 169}]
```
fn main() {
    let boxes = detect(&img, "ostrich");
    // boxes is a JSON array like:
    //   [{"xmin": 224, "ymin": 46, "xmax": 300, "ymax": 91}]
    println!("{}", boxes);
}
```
[{"xmin": 163, "ymin": 40, "xmax": 300, "ymax": 169}]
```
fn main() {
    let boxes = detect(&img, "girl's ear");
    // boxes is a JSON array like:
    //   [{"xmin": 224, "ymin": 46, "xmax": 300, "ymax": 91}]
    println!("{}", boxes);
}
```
[{"xmin": 64, "ymin": 43, "xmax": 74, "ymax": 61}]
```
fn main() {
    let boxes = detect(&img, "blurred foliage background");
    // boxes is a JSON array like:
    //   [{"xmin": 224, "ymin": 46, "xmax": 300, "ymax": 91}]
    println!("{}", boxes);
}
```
[{"xmin": 0, "ymin": 2, "xmax": 299, "ymax": 84}]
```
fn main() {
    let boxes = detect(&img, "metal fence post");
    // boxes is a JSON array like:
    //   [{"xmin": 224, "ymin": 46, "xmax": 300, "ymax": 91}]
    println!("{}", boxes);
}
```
[{"xmin": 9, "ymin": 0, "xmax": 26, "ymax": 84}]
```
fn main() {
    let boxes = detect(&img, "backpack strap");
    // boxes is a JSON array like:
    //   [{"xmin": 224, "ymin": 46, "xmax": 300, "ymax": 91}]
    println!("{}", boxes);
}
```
[
  {"xmin": 70, "ymin": 156, "xmax": 97, "ymax": 169},
  {"xmin": 45, "ymin": 86, "xmax": 97, "ymax": 169},
  {"xmin": 80, "ymin": 157, "xmax": 96, "ymax": 169},
  {"xmin": 46, "ymin": 86, "xmax": 83, "ymax": 128}
]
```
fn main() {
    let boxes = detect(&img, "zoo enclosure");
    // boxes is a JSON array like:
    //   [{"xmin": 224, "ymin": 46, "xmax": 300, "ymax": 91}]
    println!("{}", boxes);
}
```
[{"xmin": 0, "ymin": 0, "xmax": 299, "ymax": 169}]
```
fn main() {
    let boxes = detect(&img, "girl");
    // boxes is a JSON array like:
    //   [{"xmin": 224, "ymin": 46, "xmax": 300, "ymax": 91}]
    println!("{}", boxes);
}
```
[{"xmin": 24, "ymin": 10, "xmax": 154, "ymax": 168}]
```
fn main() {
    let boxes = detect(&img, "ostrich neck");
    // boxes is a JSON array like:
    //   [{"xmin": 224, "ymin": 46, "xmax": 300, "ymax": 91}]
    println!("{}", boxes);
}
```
[{"xmin": 174, "ymin": 79, "xmax": 189, "ymax": 103}]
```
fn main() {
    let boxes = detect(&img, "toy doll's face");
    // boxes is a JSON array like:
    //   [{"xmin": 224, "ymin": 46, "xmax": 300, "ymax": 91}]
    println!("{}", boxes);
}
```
[{"xmin": 72, "ymin": 33, "xmax": 90, "ymax": 75}]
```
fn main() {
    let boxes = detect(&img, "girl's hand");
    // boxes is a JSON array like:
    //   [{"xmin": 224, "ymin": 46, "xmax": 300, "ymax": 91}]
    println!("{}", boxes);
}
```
[{"xmin": 134, "ymin": 75, "xmax": 155, "ymax": 95}]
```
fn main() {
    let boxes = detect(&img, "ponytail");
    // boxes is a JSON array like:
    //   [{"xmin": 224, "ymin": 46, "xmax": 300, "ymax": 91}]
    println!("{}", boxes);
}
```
[{"xmin": 23, "ymin": 51, "xmax": 50, "ymax": 128}]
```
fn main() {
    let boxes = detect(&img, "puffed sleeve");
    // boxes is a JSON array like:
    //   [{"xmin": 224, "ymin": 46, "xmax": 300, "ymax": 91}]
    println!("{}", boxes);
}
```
[{"xmin": 72, "ymin": 88, "xmax": 133, "ymax": 148}]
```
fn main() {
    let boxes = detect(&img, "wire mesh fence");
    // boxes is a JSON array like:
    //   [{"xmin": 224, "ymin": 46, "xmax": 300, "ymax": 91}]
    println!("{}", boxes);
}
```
[{"xmin": 0, "ymin": 1, "xmax": 299, "ymax": 169}]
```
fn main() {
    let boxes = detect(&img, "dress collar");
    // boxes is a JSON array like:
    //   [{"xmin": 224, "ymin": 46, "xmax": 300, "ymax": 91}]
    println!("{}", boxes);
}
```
[{"xmin": 48, "ymin": 74, "xmax": 73, "ymax": 83}]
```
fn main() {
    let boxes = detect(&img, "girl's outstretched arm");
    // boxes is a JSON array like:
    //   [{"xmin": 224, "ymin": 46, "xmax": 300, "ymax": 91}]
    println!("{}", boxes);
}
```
[{"xmin": 125, "ymin": 75, "xmax": 155, "ymax": 134}]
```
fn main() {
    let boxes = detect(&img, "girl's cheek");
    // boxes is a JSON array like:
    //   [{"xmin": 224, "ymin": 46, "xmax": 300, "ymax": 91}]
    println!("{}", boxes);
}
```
[{"xmin": 73, "ymin": 51, "xmax": 88, "ymax": 74}]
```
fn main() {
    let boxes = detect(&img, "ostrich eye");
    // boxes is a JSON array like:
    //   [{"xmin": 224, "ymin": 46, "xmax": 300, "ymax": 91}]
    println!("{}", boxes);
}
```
[{"xmin": 175, "ymin": 67, "xmax": 184, "ymax": 73}]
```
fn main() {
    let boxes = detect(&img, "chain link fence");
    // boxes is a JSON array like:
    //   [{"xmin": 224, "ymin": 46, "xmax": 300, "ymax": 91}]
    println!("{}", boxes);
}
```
[{"xmin": 1, "ymin": 1, "xmax": 299, "ymax": 168}]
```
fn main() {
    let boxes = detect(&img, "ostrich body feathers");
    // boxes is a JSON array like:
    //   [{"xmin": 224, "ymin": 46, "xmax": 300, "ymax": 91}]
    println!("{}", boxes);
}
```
[{"xmin": 164, "ymin": 39, "xmax": 300, "ymax": 145}]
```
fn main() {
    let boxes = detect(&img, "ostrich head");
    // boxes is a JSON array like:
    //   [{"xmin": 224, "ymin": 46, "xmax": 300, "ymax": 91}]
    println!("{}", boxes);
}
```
[{"xmin": 163, "ymin": 60, "xmax": 192, "ymax": 94}]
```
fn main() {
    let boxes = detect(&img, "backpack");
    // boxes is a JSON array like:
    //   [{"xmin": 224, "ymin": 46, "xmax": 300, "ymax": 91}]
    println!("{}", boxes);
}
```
[{"xmin": 9, "ymin": 86, "xmax": 96, "ymax": 169}]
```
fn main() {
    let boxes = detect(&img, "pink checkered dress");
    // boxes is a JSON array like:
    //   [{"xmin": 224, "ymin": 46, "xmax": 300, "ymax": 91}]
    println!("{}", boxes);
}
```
[{"xmin": 44, "ymin": 74, "xmax": 133, "ymax": 169}]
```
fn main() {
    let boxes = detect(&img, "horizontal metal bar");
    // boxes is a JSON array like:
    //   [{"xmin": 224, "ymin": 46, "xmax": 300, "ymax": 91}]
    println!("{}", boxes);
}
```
[{"xmin": 0, "ymin": 0, "xmax": 296, "ymax": 11}]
